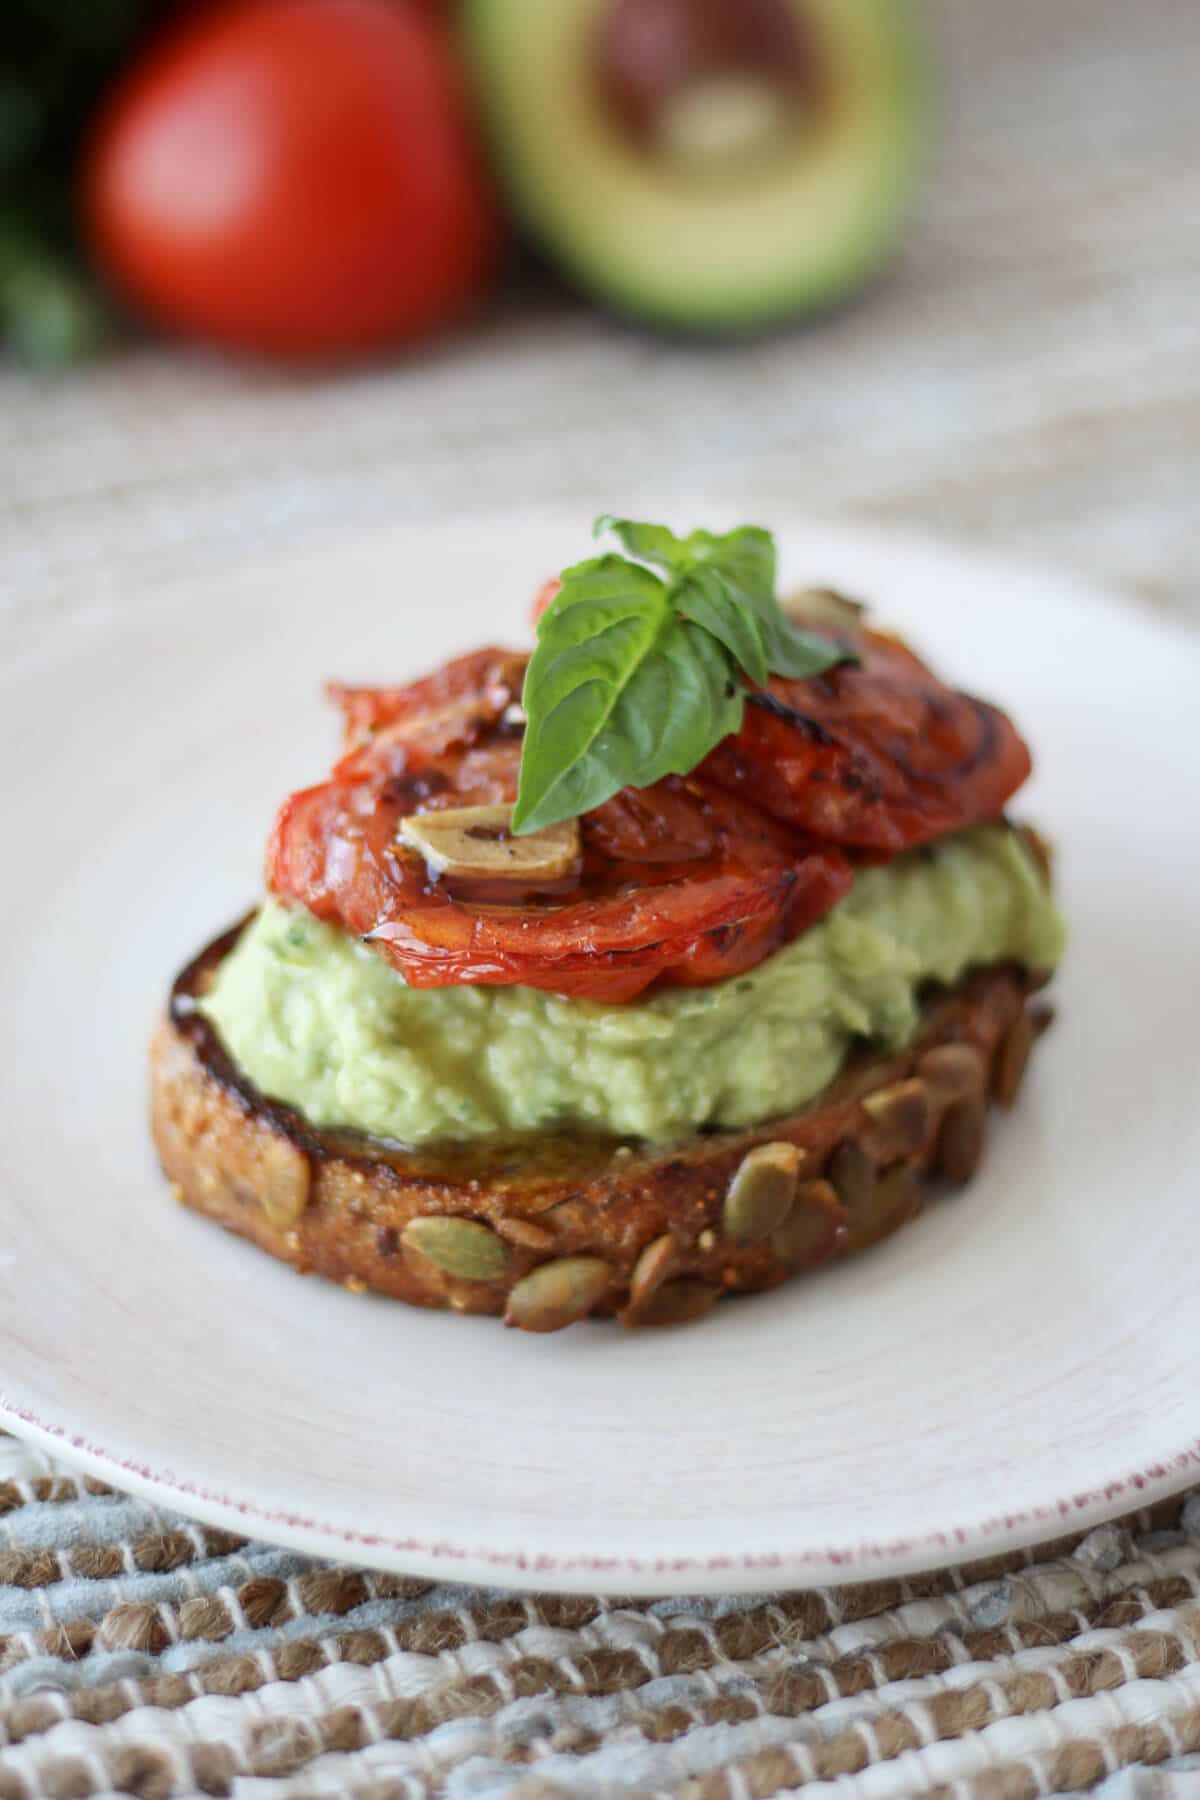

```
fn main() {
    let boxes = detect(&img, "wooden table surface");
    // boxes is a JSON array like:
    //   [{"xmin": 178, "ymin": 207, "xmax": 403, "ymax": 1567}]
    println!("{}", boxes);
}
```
[{"xmin": 2, "ymin": 0, "xmax": 1197, "ymax": 630}]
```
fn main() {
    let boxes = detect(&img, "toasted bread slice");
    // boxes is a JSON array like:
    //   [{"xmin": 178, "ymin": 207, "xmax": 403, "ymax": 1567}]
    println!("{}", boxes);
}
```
[{"xmin": 151, "ymin": 922, "xmax": 1052, "ymax": 1331}]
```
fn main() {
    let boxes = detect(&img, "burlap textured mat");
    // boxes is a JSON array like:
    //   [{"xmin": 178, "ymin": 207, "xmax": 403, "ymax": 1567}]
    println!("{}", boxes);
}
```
[{"xmin": 1, "ymin": 1435, "xmax": 1199, "ymax": 1797}]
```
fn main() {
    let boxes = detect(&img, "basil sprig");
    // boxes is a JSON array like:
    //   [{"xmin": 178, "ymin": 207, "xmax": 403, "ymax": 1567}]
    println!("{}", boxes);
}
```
[{"xmin": 512, "ymin": 516, "xmax": 857, "ymax": 836}]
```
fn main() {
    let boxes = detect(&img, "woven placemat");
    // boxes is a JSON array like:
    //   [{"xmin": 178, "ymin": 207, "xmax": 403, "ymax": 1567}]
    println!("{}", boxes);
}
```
[{"xmin": 1, "ymin": 1437, "xmax": 1199, "ymax": 1798}]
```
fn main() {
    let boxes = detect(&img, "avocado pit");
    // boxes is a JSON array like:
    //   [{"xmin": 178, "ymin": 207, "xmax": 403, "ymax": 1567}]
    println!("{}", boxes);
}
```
[{"xmin": 594, "ymin": 0, "xmax": 825, "ymax": 174}]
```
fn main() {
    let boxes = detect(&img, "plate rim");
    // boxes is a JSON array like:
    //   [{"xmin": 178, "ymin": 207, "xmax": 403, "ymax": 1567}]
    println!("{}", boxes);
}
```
[
  {"xmin": 4, "ymin": 513, "xmax": 1199, "ymax": 1597},
  {"xmin": 3, "ymin": 1400, "xmax": 1199, "ymax": 1595}
]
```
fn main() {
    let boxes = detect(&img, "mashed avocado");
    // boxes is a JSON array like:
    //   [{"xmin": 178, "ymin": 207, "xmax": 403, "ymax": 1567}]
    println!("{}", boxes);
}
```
[{"xmin": 202, "ymin": 824, "xmax": 1064, "ymax": 1146}]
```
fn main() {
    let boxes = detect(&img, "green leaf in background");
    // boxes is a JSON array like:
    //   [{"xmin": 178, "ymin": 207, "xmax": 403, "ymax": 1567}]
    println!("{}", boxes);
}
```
[
  {"xmin": 513, "ymin": 516, "xmax": 859, "ymax": 835},
  {"xmin": 0, "ymin": 209, "xmax": 112, "ymax": 364},
  {"xmin": 1, "ymin": 0, "xmax": 170, "ymax": 364}
]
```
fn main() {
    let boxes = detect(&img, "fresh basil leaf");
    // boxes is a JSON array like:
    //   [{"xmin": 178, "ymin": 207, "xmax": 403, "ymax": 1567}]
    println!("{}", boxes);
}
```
[
  {"xmin": 676, "ymin": 530, "xmax": 848, "ymax": 682},
  {"xmin": 593, "ymin": 514, "xmax": 689, "ymax": 572},
  {"xmin": 596, "ymin": 518, "xmax": 780, "ymax": 603},
  {"xmin": 516, "ymin": 517, "xmax": 861, "ymax": 833},
  {"xmin": 684, "ymin": 525, "xmax": 777, "ymax": 605},
  {"xmin": 513, "ymin": 555, "xmax": 742, "ymax": 836},
  {"xmin": 761, "ymin": 610, "xmax": 858, "ymax": 681},
  {"xmin": 514, "ymin": 555, "xmax": 668, "ymax": 833},
  {"xmin": 699, "ymin": 536, "xmax": 855, "ymax": 678},
  {"xmin": 674, "ymin": 561, "xmax": 771, "ymax": 687}
]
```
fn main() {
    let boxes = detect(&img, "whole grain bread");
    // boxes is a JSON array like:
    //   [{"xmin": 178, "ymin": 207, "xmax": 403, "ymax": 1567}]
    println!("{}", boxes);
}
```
[{"xmin": 151, "ymin": 920, "xmax": 1053, "ymax": 1332}]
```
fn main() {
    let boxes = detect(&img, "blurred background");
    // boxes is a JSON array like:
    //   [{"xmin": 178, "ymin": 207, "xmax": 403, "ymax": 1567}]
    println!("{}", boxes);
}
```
[{"xmin": 2, "ymin": 0, "xmax": 1197, "ymax": 631}]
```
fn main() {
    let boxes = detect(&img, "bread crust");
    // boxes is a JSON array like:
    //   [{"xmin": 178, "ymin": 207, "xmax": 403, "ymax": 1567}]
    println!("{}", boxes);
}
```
[{"xmin": 151, "ymin": 921, "xmax": 1052, "ymax": 1330}]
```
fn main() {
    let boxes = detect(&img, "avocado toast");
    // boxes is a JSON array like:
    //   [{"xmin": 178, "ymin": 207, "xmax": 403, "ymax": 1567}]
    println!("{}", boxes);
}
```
[{"xmin": 151, "ymin": 516, "xmax": 1063, "ymax": 1330}]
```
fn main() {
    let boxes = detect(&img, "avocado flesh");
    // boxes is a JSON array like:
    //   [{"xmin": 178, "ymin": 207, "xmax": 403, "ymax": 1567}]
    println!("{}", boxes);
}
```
[
  {"xmin": 201, "ymin": 826, "xmax": 1063, "ymax": 1149},
  {"xmin": 465, "ymin": 0, "xmax": 929, "ymax": 329}
]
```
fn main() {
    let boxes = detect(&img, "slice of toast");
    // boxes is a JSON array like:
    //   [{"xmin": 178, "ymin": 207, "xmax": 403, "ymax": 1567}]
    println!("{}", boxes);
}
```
[{"xmin": 151, "ymin": 921, "xmax": 1053, "ymax": 1332}]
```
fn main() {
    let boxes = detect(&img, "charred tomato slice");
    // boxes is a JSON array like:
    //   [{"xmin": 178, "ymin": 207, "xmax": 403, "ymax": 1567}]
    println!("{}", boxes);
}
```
[
  {"xmin": 701, "ymin": 629, "xmax": 1031, "ymax": 851},
  {"xmin": 267, "ymin": 625, "xmax": 1032, "ymax": 1000},
  {"xmin": 268, "ymin": 650, "xmax": 851, "ymax": 1000}
]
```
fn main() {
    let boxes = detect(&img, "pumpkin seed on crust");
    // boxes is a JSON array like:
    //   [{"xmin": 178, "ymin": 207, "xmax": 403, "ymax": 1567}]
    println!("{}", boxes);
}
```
[
  {"xmin": 631, "ymin": 1280, "xmax": 719, "ymax": 1329},
  {"xmin": 723, "ymin": 1142, "xmax": 804, "ymax": 1244},
  {"xmin": 857, "ymin": 1161, "xmax": 922, "ymax": 1253},
  {"xmin": 833, "ymin": 1146, "xmax": 921, "ymax": 1257},
  {"xmin": 917, "ymin": 1042, "xmax": 987, "ymax": 1108},
  {"xmin": 627, "ymin": 1234, "xmax": 677, "ymax": 1310},
  {"xmin": 993, "ymin": 1009, "xmax": 1035, "ymax": 1107},
  {"xmin": 770, "ymin": 1180, "xmax": 845, "ymax": 1266},
  {"xmin": 260, "ymin": 1137, "xmax": 310, "ymax": 1230},
  {"xmin": 494, "ymin": 1216, "xmax": 558, "ymax": 1253},
  {"xmin": 938, "ymin": 1096, "xmax": 987, "ymax": 1185},
  {"xmin": 506, "ymin": 1256, "xmax": 613, "ymax": 1333},
  {"xmin": 860, "ymin": 1078, "xmax": 931, "ymax": 1162},
  {"xmin": 401, "ymin": 1216, "xmax": 511, "ymax": 1283},
  {"xmin": 829, "ymin": 1139, "xmax": 875, "ymax": 1218}
]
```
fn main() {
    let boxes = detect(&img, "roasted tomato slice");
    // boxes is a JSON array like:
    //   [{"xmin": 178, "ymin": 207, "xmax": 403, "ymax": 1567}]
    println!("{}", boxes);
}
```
[
  {"xmin": 701, "ymin": 629, "xmax": 1032, "ymax": 851},
  {"xmin": 267, "ymin": 624, "xmax": 1031, "ymax": 1001},
  {"xmin": 328, "ymin": 646, "xmax": 525, "ymax": 774},
  {"xmin": 268, "ymin": 657, "xmax": 852, "ymax": 1000},
  {"xmin": 268, "ymin": 769, "xmax": 850, "ymax": 1002}
]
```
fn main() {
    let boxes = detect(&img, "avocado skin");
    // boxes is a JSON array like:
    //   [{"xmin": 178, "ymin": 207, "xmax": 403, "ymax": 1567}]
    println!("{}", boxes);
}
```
[{"xmin": 463, "ymin": 0, "xmax": 932, "ymax": 332}]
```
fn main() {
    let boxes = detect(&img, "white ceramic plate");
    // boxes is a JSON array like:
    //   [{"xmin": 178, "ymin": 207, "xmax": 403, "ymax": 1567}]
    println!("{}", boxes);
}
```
[{"xmin": 2, "ymin": 515, "xmax": 1197, "ymax": 1596}]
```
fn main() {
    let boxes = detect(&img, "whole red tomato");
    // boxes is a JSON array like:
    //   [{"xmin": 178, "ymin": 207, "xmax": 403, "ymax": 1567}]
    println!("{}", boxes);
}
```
[{"xmin": 83, "ymin": 0, "xmax": 503, "ymax": 357}]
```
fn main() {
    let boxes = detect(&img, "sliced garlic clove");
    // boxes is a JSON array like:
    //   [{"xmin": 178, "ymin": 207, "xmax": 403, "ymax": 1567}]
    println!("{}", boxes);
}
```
[
  {"xmin": 781, "ymin": 587, "xmax": 865, "ymax": 649},
  {"xmin": 397, "ymin": 805, "xmax": 580, "ymax": 884}
]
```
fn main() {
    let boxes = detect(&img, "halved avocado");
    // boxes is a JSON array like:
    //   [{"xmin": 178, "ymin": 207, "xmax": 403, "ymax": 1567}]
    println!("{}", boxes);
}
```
[{"xmin": 464, "ymin": 0, "xmax": 929, "ymax": 331}]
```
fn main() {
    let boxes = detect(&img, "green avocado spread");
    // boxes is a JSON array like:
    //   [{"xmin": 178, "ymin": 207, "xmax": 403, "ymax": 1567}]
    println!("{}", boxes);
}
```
[{"xmin": 201, "ymin": 824, "xmax": 1064, "ymax": 1147}]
